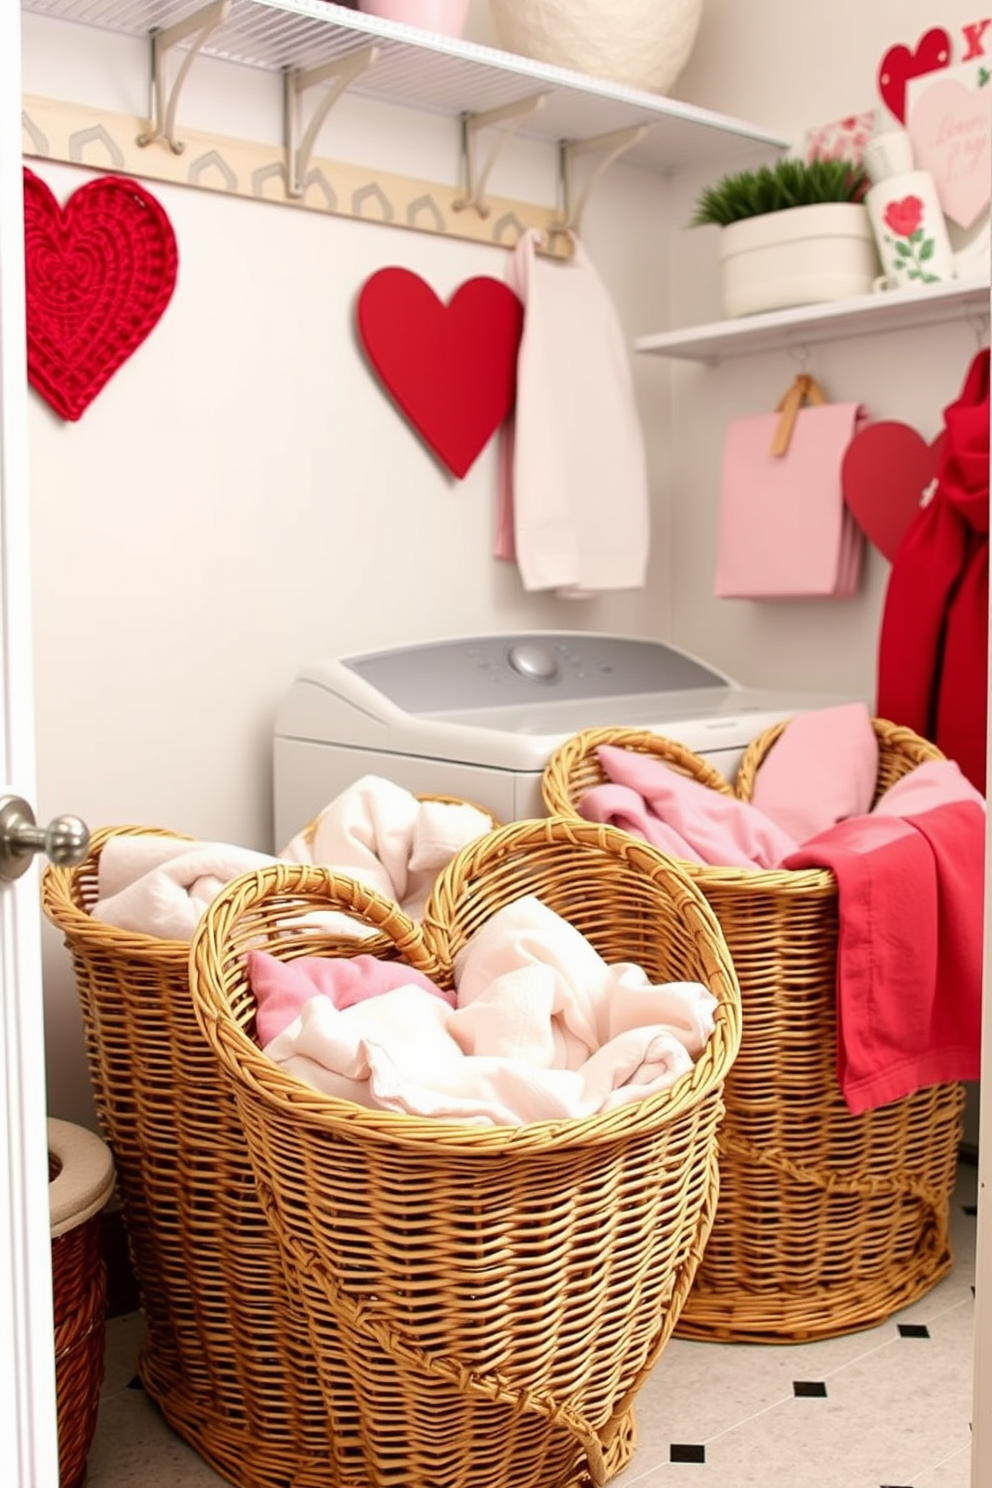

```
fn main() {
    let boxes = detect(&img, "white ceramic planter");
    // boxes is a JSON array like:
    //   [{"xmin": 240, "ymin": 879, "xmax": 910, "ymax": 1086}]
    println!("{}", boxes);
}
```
[
  {"xmin": 719, "ymin": 202, "xmax": 879, "ymax": 318},
  {"xmin": 489, "ymin": 0, "xmax": 704, "ymax": 95}
]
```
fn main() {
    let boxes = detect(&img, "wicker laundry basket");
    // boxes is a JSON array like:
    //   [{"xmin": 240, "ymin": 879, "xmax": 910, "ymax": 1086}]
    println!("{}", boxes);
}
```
[
  {"xmin": 49, "ymin": 1118, "xmax": 115, "ymax": 1488},
  {"xmin": 188, "ymin": 817, "xmax": 742, "ymax": 1488},
  {"xmin": 541, "ymin": 721, "xmax": 967, "ymax": 1344},
  {"xmin": 40, "ymin": 801, "xmax": 498, "ymax": 1488}
]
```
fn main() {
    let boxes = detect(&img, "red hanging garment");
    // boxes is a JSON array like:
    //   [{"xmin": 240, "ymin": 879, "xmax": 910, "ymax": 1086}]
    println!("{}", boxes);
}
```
[{"xmin": 876, "ymin": 349, "xmax": 990, "ymax": 793}]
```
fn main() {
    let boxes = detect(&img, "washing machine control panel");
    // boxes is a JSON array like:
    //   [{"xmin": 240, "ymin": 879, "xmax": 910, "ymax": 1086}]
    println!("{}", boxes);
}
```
[{"xmin": 341, "ymin": 633, "xmax": 730, "ymax": 715}]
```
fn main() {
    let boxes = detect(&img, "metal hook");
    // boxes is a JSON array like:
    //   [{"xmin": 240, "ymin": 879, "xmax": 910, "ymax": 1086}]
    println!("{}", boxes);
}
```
[{"xmin": 787, "ymin": 341, "xmax": 812, "ymax": 371}]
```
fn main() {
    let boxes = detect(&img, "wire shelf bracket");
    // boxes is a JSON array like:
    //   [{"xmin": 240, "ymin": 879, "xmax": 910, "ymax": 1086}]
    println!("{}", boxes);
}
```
[
  {"xmin": 284, "ymin": 46, "xmax": 380, "ymax": 201},
  {"xmin": 452, "ymin": 92, "xmax": 548, "ymax": 219},
  {"xmin": 137, "ymin": 0, "xmax": 231, "ymax": 155}
]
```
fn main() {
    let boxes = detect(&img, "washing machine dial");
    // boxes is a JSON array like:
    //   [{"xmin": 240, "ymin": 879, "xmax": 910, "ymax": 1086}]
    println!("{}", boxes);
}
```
[{"xmin": 507, "ymin": 642, "xmax": 560, "ymax": 682}]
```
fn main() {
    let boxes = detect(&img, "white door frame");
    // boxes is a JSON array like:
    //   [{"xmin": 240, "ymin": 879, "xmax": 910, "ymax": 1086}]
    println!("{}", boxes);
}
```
[{"xmin": 1, "ymin": 4, "xmax": 60, "ymax": 1484}]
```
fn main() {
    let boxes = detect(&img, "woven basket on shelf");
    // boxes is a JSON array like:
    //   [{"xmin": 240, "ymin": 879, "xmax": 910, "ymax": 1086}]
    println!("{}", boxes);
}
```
[
  {"xmin": 40, "ymin": 800, "xmax": 499, "ymax": 1488},
  {"xmin": 188, "ymin": 817, "xmax": 742, "ymax": 1488},
  {"xmin": 49, "ymin": 1118, "xmax": 115, "ymax": 1488},
  {"xmin": 541, "ymin": 720, "xmax": 966, "ymax": 1344}
]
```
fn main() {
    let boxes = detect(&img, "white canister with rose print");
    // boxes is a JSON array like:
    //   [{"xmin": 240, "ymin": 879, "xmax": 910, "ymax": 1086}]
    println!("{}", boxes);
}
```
[{"xmin": 865, "ymin": 170, "xmax": 957, "ymax": 290}]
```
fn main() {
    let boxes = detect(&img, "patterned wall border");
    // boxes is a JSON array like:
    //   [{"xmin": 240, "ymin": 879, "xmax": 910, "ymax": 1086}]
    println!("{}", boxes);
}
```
[{"xmin": 22, "ymin": 93, "xmax": 571, "ymax": 258}]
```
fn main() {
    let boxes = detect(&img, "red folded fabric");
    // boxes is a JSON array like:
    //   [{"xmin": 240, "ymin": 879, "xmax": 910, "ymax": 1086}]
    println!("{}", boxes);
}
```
[
  {"xmin": 783, "ymin": 797, "xmax": 984, "ymax": 1114},
  {"xmin": 876, "ymin": 349, "xmax": 989, "ymax": 792}
]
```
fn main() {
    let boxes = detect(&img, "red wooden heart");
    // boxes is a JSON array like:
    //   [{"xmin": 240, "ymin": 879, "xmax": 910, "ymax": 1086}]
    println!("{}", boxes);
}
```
[
  {"xmin": 23, "ymin": 168, "xmax": 178, "ymax": 422},
  {"xmin": 877, "ymin": 27, "xmax": 951, "ymax": 123},
  {"xmin": 842, "ymin": 421, "xmax": 946, "ymax": 561},
  {"xmin": 357, "ymin": 267, "xmax": 524, "ymax": 479}
]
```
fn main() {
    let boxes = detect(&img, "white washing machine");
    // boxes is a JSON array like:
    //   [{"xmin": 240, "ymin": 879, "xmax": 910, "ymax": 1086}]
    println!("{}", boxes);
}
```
[{"xmin": 273, "ymin": 631, "xmax": 847, "ymax": 846}]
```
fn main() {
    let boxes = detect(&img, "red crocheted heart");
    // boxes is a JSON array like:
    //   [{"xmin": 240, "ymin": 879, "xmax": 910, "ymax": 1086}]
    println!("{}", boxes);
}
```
[
  {"xmin": 23, "ymin": 169, "xmax": 178, "ymax": 422},
  {"xmin": 357, "ymin": 267, "xmax": 524, "ymax": 479}
]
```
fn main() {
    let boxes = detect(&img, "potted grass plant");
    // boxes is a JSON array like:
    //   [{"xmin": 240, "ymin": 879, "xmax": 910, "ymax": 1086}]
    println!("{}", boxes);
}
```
[{"xmin": 690, "ymin": 156, "xmax": 879, "ymax": 318}]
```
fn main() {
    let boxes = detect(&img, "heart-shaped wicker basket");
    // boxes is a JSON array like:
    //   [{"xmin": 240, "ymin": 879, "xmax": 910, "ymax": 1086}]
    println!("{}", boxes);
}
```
[{"xmin": 188, "ymin": 816, "xmax": 741, "ymax": 1488}]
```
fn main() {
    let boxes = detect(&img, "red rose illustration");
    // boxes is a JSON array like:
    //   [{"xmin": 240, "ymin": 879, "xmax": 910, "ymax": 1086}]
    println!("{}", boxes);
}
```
[{"xmin": 884, "ymin": 195, "xmax": 924, "ymax": 238}]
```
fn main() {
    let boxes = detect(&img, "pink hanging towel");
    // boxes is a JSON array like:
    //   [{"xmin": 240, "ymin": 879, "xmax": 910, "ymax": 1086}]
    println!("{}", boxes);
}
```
[
  {"xmin": 496, "ymin": 229, "xmax": 650, "ymax": 597},
  {"xmin": 715, "ymin": 400, "xmax": 868, "ymax": 598}
]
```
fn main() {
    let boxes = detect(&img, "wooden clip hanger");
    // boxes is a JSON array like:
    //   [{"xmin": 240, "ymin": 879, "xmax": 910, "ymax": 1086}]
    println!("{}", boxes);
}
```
[{"xmin": 771, "ymin": 372, "xmax": 828, "ymax": 457}]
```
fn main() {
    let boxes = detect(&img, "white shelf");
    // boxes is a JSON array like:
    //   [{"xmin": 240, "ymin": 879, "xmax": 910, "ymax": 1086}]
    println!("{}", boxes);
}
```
[
  {"xmin": 634, "ymin": 277, "xmax": 992, "ymax": 364},
  {"xmin": 20, "ymin": 0, "xmax": 790, "ymax": 172}
]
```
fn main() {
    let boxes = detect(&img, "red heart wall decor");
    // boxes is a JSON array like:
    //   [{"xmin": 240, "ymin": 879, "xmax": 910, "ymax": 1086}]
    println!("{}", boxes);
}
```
[
  {"xmin": 842, "ymin": 420, "xmax": 946, "ymax": 562},
  {"xmin": 877, "ymin": 27, "xmax": 951, "ymax": 123},
  {"xmin": 23, "ymin": 168, "xmax": 178, "ymax": 422},
  {"xmin": 356, "ymin": 267, "xmax": 524, "ymax": 479}
]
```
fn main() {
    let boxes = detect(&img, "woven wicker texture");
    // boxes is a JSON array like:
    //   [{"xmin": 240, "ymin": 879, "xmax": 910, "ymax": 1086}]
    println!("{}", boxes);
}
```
[
  {"xmin": 188, "ymin": 817, "xmax": 742, "ymax": 1488},
  {"xmin": 541, "ymin": 720, "xmax": 966, "ymax": 1343},
  {"xmin": 52, "ymin": 1211, "xmax": 107, "ymax": 1488},
  {"xmin": 41, "ymin": 804, "xmax": 498, "ymax": 1488}
]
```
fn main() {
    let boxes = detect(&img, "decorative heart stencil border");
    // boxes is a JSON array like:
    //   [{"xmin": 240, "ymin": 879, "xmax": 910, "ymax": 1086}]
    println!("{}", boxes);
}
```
[
  {"xmin": 24, "ymin": 168, "xmax": 178, "ymax": 422},
  {"xmin": 356, "ymin": 266, "xmax": 524, "ymax": 479}
]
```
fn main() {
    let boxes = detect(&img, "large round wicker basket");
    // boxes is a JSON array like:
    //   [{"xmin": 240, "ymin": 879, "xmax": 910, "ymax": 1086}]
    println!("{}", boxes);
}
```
[
  {"xmin": 41, "ymin": 799, "xmax": 499, "ymax": 1488},
  {"xmin": 541, "ymin": 719, "xmax": 966, "ymax": 1343},
  {"xmin": 188, "ymin": 817, "xmax": 742, "ymax": 1488}
]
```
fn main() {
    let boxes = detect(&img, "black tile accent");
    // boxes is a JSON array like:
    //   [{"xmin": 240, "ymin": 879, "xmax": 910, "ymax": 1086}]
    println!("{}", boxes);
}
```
[
  {"xmin": 793, "ymin": 1380, "xmax": 828, "ymax": 1397},
  {"xmin": 964, "ymin": 1203, "xmax": 979, "ymax": 1216},
  {"xmin": 670, "ymin": 1443, "xmax": 706, "ymax": 1464},
  {"xmin": 898, "ymin": 1323, "xmax": 930, "ymax": 1338}
]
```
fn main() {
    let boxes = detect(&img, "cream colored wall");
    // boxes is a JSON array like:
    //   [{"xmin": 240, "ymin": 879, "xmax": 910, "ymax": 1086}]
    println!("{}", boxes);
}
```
[
  {"xmin": 666, "ymin": 0, "xmax": 986, "ymax": 697},
  {"xmin": 22, "ymin": 8, "xmax": 673, "ymax": 1124}
]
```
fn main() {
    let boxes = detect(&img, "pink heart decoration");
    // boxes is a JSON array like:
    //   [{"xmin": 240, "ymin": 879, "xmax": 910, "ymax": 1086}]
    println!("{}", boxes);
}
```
[
  {"xmin": 23, "ymin": 168, "xmax": 178, "ymax": 422},
  {"xmin": 877, "ymin": 27, "xmax": 952, "ymax": 123},
  {"xmin": 842, "ymin": 421, "xmax": 945, "ymax": 561},
  {"xmin": 908, "ymin": 76, "xmax": 992, "ymax": 228},
  {"xmin": 356, "ymin": 268, "xmax": 524, "ymax": 479}
]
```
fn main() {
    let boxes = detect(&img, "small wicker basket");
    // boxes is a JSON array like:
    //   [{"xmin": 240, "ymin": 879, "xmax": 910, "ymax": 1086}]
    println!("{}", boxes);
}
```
[
  {"xmin": 188, "ymin": 817, "xmax": 742, "ymax": 1488},
  {"xmin": 41, "ymin": 800, "xmax": 499, "ymax": 1488},
  {"xmin": 541, "ymin": 719, "xmax": 966, "ymax": 1343},
  {"xmin": 49, "ymin": 1118, "xmax": 115, "ymax": 1488}
]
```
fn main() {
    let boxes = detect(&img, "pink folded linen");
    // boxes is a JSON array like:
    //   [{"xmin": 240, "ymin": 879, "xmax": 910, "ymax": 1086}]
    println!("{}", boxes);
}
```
[
  {"xmin": 580, "ymin": 744, "xmax": 798, "ymax": 868},
  {"xmin": 782, "ymin": 764, "xmax": 984, "ymax": 1114},
  {"xmin": 249, "ymin": 950, "xmax": 453, "ymax": 1047},
  {"xmin": 749, "ymin": 703, "xmax": 879, "ymax": 843}
]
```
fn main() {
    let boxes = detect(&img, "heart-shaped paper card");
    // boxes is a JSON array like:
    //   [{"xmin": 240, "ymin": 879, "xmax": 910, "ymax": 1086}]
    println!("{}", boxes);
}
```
[
  {"xmin": 842, "ymin": 420, "xmax": 945, "ymax": 561},
  {"xmin": 357, "ymin": 267, "xmax": 524, "ymax": 479},
  {"xmin": 23, "ymin": 169, "xmax": 178, "ymax": 422},
  {"xmin": 877, "ymin": 27, "xmax": 951, "ymax": 123},
  {"xmin": 908, "ymin": 73, "xmax": 992, "ymax": 228}
]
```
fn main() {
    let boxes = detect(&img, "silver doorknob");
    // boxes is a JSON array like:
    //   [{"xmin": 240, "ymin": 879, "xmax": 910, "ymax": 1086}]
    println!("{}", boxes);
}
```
[{"xmin": 0, "ymin": 795, "xmax": 90, "ymax": 881}]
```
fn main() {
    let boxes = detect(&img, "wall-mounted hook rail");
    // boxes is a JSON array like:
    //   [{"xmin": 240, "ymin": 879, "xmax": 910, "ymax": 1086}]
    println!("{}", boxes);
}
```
[
  {"xmin": 137, "ymin": 0, "xmax": 230, "ymax": 154},
  {"xmin": 452, "ymin": 93, "xmax": 548, "ymax": 219},
  {"xmin": 550, "ymin": 122, "xmax": 649, "ymax": 238},
  {"xmin": 284, "ymin": 46, "xmax": 379, "ymax": 200}
]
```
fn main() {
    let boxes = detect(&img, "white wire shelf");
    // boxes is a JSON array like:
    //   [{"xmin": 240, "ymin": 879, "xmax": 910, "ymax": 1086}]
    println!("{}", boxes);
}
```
[{"xmin": 20, "ymin": 0, "xmax": 790, "ymax": 172}]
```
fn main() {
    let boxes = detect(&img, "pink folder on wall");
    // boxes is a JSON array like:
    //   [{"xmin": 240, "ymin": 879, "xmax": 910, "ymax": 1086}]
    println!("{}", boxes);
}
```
[{"xmin": 715, "ymin": 397, "xmax": 868, "ymax": 599}]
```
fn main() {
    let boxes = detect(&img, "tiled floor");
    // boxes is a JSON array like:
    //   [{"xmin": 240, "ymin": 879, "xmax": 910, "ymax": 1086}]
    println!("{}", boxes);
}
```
[{"xmin": 84, "ymin": 1161, "xmax": 979, "ymax": 1488}]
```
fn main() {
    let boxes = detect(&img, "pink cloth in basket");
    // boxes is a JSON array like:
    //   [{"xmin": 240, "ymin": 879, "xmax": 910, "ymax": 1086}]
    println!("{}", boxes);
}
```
[
  {"xmin": 748, "ymin": 703, "xmax": 880, "ymax": 842},
  {"xmin": 715, "ymin": 402, "xmax": 868, "ymax": 599}
]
